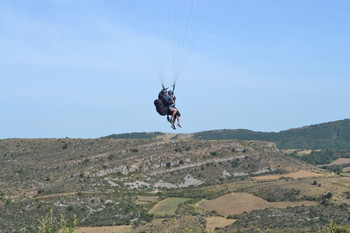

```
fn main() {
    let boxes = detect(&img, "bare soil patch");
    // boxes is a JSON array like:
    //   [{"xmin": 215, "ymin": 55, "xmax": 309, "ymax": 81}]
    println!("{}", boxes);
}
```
[
  {"xmin": 330, "ymin": 158, "xmax": 350, "ymax": 165},
  {"xmin": 205, "ymin": 216, "xmax": 236, "ymax": 230},
  {"xmin": 197, "ymin": 192, "xmax": 318, "ymax": 216},
  {"xmin": 252, "ymin": 170, "xmax": 324, "ymax": 181}
]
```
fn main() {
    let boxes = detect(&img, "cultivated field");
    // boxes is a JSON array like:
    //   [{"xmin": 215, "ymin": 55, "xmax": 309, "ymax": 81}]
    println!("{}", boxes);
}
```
[
  {"xmin": 252, "ymin": 170, "xmax": 324, "ymax": 181},
  {"xmin": 149, "ymin": 198, "xmax": 189, "ymax": 216},
  {"xmin": 205, "ymin": 216, "xmax": 236, "ymax": 230},
  {"xmin": 330, "ymin": 158, "xmax": 350, "ymax": 165},
  {"xmin": 197, "ymin": 193, "xmax": 318, "ymax": 216}
]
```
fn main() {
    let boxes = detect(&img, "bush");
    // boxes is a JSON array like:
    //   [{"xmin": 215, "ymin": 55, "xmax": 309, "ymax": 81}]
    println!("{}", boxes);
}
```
[
  {"xmin": 83, "ymin": 159, "xmax": 90, "ymax": 164},
  {"xmin": 211, "ymin": 151, "xmax": 218, "ymax": 156},
  {"xmin": 17, "ymin": 168, "xmax": 25, "ymax": 174},
  {"xmin": 322, "ymin": 222, "xmax": 350, "ymax": 233},
  {"xmin": 166, "ymin": 162, "xmax": 171, "ymax": 168},
  {"xmin": 326, "ymin": 192, "xmax": 333, "ymax": 199}
]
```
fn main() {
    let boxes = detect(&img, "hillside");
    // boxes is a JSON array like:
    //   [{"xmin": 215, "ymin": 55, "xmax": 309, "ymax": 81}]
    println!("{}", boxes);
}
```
[
  {"xmin": 0, "ymin": 137, "xmax": 324, "ymax": 232},
  {"xmin": 194, "ymin": 119, "xmax": 350, "ymax": 149},
  {"xmin": 104, "ymin": 119, "xmax": 350, "ymax": 149}
]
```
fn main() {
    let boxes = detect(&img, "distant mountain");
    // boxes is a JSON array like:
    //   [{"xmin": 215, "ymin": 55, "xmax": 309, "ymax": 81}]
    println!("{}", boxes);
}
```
[
  {"xmin": 104, "ymin": 119, "xmax": 350, "ymax": 149},
  {"xmin": 193, "ymin": 119, "xmax": 350, "ymax": 149}
]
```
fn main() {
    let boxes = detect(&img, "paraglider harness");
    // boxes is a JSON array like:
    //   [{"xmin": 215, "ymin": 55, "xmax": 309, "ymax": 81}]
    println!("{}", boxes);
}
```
[{"xmin": 154, "ymin": 84, "xmax": 176, "ymax": 116}]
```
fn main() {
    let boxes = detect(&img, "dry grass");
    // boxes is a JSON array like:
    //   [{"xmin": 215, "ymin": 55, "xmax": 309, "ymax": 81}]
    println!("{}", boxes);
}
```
[
  {"xmin": 197, "ymin": 192, "xmax": 318, "ymax": 216},
  {"xmin": 137, "ymin": 196, "xmax": 159, "ymax": 202},
  {"xmin": 134, "ymin": 216, "xmax": 202, "ymax": 233},
  {"xmin": 282, "ymin": 149, "xmax": 313, "ymax": 156},
  {"xmin": 58, "ymin": 225, "xmax": 131, "ymax": 233},
  {"xmin": 149, "ymin": 198, "xmax": 189, "ymax": 216},
  {"xmin": 136, "ymin": 195, "xmax": 159, "ymax": 205},
  {"xmin": 205, "ymin": 216, "xmax": 236, "ymax": 230},
  {"xmin": 252, "ymin": 170, "xmax": 325, "ymax": 181}
]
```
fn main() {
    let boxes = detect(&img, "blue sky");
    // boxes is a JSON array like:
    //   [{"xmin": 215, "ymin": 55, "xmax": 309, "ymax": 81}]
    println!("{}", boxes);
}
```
[{"xmin": 1, "ymin": 0, "xmax": 350, "ymax": 138}]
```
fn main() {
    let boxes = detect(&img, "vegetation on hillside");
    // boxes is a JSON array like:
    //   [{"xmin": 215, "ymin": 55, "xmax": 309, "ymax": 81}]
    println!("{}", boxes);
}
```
[
  {"xmin": 105, "ymin": 119, "xmax": 350, "ymax": 149},
  {"xmin": 225, "ymin": 205, "xmax": 350, "ymax": 233},
  {"xmin": 2, "ymin": 137, "xmax": 350, "ymax": 232},
  {"xmin": 290, "ymin": 150, "xmax": 350, "ymax": 165},
  {"xmin": 194, "ymin": 119, "xmax": 350, "ymax": 149}
]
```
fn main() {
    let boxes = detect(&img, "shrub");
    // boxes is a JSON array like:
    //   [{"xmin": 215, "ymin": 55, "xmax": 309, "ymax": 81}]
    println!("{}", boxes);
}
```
[
  {"xmin": 326, "ymin": 192, "xmax": 333, "ymax": 199},
  {"xmin": 17, "ymin": 168, "xmax": 25, "ymax": 174},
  {"xmin": 211, "ymin": 151, "xmax": 218, "ymax": 156},
  {"xmin": 83, "ymin": 159, "xmax": 90, "ymax": 164},
  {"xmin": 322, "ymin": 222, "xmax": 350, "ymax": 233}
]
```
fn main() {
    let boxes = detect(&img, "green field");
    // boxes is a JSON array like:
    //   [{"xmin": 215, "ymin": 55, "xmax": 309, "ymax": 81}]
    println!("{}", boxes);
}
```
[{"xmin": 149, "ymin": 198, "xmax": 189, "ymax": 216}]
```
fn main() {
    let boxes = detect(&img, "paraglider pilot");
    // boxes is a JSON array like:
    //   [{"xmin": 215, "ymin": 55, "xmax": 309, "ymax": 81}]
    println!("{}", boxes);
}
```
[{"xmin": 154, "ymin": 88, "xmax": 181, "ymax": 130}]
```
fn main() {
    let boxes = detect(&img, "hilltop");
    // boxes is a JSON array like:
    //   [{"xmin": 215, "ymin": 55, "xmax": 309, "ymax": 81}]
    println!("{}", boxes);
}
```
[
  {"xmin": 3, "ymin": 120, "xmax": 350, "ymax": 232},
  {"xmin": 105, "ymin": 119, "xmax": 350, "ymax": 149},
  {"xmin": 0, "ymin": 137, "xmax": 329, "ymax": 232}
]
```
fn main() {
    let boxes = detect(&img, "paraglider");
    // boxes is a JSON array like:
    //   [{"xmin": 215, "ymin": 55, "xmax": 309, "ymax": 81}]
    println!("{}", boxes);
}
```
[
  {"xmin": 154, "ymin": 86, "xmax": 181, "ymax": 130},
  {"xmin": 128, "ymin": 0, "xmax": 212, "ymax": 129}
]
